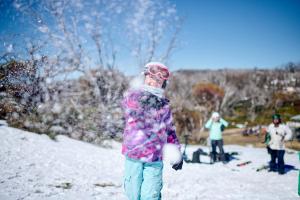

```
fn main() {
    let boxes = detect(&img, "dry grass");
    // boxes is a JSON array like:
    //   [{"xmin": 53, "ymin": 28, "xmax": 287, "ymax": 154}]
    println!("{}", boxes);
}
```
[{"xmin": 285, "ymin": 141, "xmax": 300, "ymax": 151}]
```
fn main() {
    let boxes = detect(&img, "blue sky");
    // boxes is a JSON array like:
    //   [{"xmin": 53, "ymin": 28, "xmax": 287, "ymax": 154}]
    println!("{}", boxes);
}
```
[
  {"xmin": 169, "ymin": 0, "xmax": 300, "ymax": 71},
  {"xmin": 1, "ymin": 0, "xmax": 300, "ymax": 75}
]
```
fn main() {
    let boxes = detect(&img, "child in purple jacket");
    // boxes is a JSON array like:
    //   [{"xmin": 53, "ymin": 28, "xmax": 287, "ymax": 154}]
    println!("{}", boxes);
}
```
[{"xmin": 122, "ymin": 62, "xmax": 182, "ymax": 200}]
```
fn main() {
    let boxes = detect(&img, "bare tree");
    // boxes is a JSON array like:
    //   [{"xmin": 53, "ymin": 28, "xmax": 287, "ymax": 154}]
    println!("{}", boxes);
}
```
[
  {"xmin": 126, "ymin": 0, "xmax": 182, "ymax": 68},
  {"xmin": 4, "ymin": 0, "xmax": 182, "ymax": 142}
]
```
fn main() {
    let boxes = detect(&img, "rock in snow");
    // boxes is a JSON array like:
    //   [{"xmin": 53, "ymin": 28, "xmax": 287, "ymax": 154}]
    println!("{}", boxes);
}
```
[{"xmin": 0, "ymin": 126, "xmax": 299, "ymax": 200}]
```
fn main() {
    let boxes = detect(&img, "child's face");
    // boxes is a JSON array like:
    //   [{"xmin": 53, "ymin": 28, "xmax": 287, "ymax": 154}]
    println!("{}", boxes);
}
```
[
  {"xmin": 212, "ymin": 116, "xmax": 220, "ymax": 122},
  {"xmin": 145, "ymin": 74, "xmax": 164, "ymax": 88},
  {"xmin": 273, "ymin": 118, "xmax": 280, "ymax": 124}
]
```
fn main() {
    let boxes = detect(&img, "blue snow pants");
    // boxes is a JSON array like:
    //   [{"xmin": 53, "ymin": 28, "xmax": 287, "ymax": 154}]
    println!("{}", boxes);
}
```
[{"xmin": 124, "ymin": 157, "xmax": 163, "ymax": 200}]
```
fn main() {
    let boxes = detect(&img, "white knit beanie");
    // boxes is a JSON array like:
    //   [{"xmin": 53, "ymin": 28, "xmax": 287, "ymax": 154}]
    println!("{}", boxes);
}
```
[{"xmin": 212, "ymin": 112, "xmax": 220, "ymax": 119}]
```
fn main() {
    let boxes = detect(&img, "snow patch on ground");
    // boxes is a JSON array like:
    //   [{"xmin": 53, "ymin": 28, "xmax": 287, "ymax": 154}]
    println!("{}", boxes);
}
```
[{"xmin": 0, "ymin": 126, "xmax": 299, "ymax": 200}]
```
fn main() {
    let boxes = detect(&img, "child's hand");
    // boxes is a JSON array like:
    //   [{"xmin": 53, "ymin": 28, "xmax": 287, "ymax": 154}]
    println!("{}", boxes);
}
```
[{"xmin": 172, "ymin": 159, "xmax": 183, "ymax": 171}]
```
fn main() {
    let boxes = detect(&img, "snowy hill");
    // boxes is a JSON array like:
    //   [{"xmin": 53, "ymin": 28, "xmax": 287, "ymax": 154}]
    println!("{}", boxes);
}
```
[{"xmin": 0, "ymin": 125, "xmax": 299, "ymax": 200}]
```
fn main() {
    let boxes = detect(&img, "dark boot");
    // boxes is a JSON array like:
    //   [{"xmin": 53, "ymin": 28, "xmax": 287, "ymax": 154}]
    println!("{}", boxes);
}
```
[{"xmin": 210, "ymin": 151, "xmax": 216, "ymax": 163}]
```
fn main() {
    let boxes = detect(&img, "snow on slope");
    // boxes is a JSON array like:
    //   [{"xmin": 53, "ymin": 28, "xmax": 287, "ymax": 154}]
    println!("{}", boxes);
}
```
[{"xmin": 0, "ymin": 125, "xmax": 299, "ymax": 200}]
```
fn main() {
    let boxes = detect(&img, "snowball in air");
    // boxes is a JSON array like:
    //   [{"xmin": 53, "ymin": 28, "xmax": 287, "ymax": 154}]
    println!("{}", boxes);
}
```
[{"xmin": 129, "ymin": 75, "xmax": 144, "ymax": 90}]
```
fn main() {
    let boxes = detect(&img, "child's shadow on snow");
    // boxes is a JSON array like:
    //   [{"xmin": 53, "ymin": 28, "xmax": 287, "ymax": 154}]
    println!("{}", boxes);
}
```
[
  {"xmin": 270, "ymin": 164, "xmax": 298, "ymax": 174},
  {"xmin": 224, "ymin": 152, "xmax": 240, "ymax": 163},
  {"xmin": 284, "ymin": 164, "xmax": 298, "ymax": 174}
]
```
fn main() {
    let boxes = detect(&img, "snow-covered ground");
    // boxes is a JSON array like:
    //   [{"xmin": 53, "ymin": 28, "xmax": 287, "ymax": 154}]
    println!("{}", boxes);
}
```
[{"xmin": 0, "ymin": 125, "xmax": 299, "ymax": 200}]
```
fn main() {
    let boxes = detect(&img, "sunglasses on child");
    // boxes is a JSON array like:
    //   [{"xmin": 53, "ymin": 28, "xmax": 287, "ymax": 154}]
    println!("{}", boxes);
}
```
[{"xmin": 147, "ymin": 65, "xmax": 170, "ymax": 80}]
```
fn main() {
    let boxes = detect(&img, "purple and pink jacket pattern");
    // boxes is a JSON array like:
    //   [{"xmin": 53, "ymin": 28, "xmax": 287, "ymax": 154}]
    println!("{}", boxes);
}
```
[{"xmin": 121, "ymin": 89, "xmax": 180, "ymax": 162}]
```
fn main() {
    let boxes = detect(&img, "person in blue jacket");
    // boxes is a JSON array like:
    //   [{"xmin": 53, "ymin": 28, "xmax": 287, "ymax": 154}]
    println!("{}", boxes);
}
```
[{"xmin": 205, "ymin": 112, "xmax": 229, "ymax": 163}]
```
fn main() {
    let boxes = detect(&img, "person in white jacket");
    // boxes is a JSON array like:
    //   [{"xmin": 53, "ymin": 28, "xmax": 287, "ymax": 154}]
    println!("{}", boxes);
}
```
[{"xmin": 267, "ymin": 114, "xmax": 293, "ymax": 174}]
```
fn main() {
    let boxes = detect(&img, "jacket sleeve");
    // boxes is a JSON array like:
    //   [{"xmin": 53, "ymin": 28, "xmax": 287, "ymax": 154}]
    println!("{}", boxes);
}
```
[
  {"xmin": 205, "ymin": 118, "xmax": 213, "ymax": 129},
  {"xmin": 164, "ymin": 107, "xmax": 181, "ymax": 149},
  {"xmin": 121, "ymin": 91, "xmax": 139, "ymax": 111},
  {"xmin": 220, "ymin": 118, "xmax": 229, "ymax": 127},
  {"xmin": 284, "ymin": 125, "xmax": 293, "ymax": 141}
]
